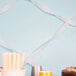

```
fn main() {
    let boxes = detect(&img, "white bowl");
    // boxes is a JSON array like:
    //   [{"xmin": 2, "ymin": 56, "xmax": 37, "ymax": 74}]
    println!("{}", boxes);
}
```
[{"xmin": 2, "ymin": 70, "xmax": 26, "ymax": 76}]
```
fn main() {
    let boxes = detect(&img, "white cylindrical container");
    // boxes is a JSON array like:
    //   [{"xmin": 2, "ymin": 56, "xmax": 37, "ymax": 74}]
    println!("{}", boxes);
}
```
[
  {"xmin": 2, "ymin": 70, "xmax": 25, "ymax": 76},
  {"xmin": 31, "ymin": 65, "xmax": 42, "ymax": 76}
]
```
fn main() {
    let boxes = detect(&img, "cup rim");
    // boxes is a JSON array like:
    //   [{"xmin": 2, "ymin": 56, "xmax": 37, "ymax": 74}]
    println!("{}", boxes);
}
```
[
  {"xmin": 2, "ymin": 69, "xmax": 26, "ymax": 72},
  {"xmin": 39, "ymin": 71, "xmax": 52, "ymax": 72}
]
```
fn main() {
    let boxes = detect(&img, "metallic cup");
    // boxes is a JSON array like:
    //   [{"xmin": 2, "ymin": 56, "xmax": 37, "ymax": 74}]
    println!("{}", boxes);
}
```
[{"xmin": 31, "ymin": 65, "xmax": 42, "ymax": 76}]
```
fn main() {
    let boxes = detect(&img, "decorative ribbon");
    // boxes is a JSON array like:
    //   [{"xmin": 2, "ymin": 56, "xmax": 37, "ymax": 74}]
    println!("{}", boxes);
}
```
[
  {"xmin": 0, "ymin": 0, "xmax": 76, "ymax": 66},
  {"xmin": 25, "ymin": 0, "xmax": 76, "ymax": 65},
  {"xmin": 0, "ymin": 39, "xmax": 13, "ymax": 52},
  {"xmin": 0, "ymin": 0, "xmax": 16, "ymax": 14},
  {"xmin": 27, "ymin": 0, "xmax": 76, "ymax": 27}
]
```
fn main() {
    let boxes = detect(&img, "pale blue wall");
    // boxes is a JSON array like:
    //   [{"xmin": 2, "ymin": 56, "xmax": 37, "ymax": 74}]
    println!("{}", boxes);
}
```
[{"xmin": 0, "ymin": 0, "xmax": 76, "ymax": 76}]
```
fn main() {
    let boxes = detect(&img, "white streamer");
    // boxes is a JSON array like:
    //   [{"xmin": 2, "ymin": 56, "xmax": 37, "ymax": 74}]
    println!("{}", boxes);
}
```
[
  {"xmin": 0, "ymin": 0, "xmax": 76, "ymax": 67},
  {"xmin": 27, "ymin": 0, "xmax": 76, "ymax": 27},
  {"xmin": 0, "ymin": 39, "xmax": 13, "ymax": 52},
  {"xmin": 0, "ymin": 0, "xmax": 16, "ymax": 14},
  {"xmin": 25, "ymin": 19, "xmax": 72, "ymax": 66},
  {"xmin": 25, "ymin": 0, "xmax": 76, "ymax": 65}
]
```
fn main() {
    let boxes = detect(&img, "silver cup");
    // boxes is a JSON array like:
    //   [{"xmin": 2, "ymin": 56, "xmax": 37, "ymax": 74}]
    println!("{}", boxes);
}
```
[{"xmin": 31, "ymin": 65, "xmax": 42, "ymax": 76}]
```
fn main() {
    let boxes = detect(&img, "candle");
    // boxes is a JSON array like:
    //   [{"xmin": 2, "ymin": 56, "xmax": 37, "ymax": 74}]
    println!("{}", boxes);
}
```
[
  {"xmin": 3, "ymin": 53, "xmax": 9, "ymax": 70},
  {"xmin": 12, "ymin": 53, "xmax": 17, "ymax": 70},
  {"xmin": 16, "ymin": 53, "xmax": 21, "ymax": 70},
  {"xmin": 8, "ymin": 53, "xmax": 12, "ymax": 70}
]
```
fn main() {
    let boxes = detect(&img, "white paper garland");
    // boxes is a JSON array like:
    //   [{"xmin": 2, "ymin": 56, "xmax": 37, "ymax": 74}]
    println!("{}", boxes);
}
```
[
  {"xmin": 0, "ymin": 0, "xmax": 16, "ymax": 14},
  {"xmin": 0, "ymin": 0, "xmax": 76, "ymax": 66},
  {"xmin": 25, "ymin": 0, "xmax": 76, "ymax": 65}
]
